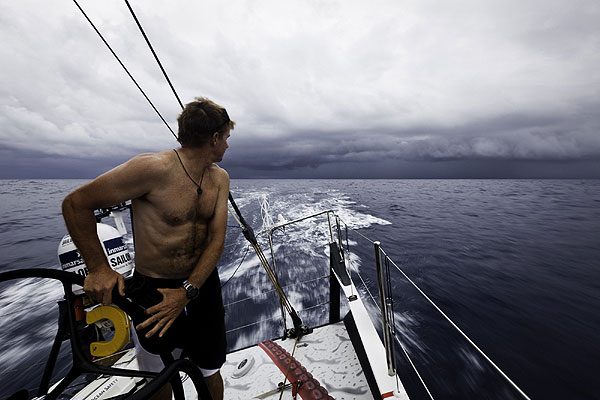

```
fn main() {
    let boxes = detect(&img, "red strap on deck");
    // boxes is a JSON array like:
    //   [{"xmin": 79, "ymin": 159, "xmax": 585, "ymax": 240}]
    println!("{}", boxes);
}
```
[{"xmin": 259, "ymin": 340, "xmax": 334, "ymax": 400}]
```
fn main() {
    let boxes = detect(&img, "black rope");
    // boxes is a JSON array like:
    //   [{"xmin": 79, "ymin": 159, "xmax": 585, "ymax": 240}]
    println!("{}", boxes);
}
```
[
  {"xmin": 221, "ymin": 245, "xmax": 251, "ymax": 288},
  {"xmin": 124, "ymin": 0, "xmax": 184, "ymax": 110},
  {"xmin": 228, "ymin": 192, "xmax": 257, "ymax": 245},
  {"xmin": 71, "ymin": 0, "xmax": 178, "ymax": 141}
]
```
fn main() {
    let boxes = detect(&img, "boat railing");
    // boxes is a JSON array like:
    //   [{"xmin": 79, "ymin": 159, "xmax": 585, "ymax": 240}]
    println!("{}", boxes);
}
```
[
  {"xmin": 221, "ymin": 207, "xmax": 532, "ymax": 399},
  {"xmin": 373, "ymin": 241, "xmax": 398, "ymax": 377},
  {"xmin": 222, "ymin": 209, "xmax": 349, "ymax": 340},
  {"xmin": 341, "ymin": 219, "xmax": 533, "ymax": 400}
]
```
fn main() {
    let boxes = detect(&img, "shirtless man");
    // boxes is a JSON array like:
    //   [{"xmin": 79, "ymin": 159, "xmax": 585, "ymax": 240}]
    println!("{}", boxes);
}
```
[{"xmin": 62, "ymin": 97, "xmax": 234, "ymax": 400}]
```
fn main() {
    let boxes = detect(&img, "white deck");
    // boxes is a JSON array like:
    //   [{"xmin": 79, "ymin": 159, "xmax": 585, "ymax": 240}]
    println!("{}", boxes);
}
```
[
  {"xmin": 55, "ymin": 322, "xmax": 376, "ymax": 399},
  {"xmin": 57, "ymin": 321, "xmax": 383, "ymax": 399},
  {"xmin": 221, "ymin": 322, "xmax": 372, "ymax": 399}
]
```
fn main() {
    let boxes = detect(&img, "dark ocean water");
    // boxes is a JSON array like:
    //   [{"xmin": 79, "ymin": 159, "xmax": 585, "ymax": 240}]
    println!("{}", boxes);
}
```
[{"xmin": 0, "ymin": 179, "xmax": 599, "ymax": 400}]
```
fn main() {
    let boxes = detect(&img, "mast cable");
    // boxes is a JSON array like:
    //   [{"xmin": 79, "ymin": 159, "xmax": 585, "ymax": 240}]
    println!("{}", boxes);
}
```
[
  {"xmin": 227, "ymin": 199, "xmax": 307, "ymax": 335},
  {"xmin": 123, "ymin": 0, "xmax": 185, "ymax": 110},
  {"xmin": 122, "ymin": 2, "xmax": 295, "ymax": 321},
  {"xmin": 75, "ymin": 0, "xmax": 306, "ymax": 335},
  {"xmin": 71, "ymin": 0, "xmax": 178, "ymax": 141}
]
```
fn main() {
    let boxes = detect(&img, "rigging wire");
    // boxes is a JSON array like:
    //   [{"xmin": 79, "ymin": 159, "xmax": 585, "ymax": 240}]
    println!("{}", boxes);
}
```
[
  {"xmin": 123, "ymin": 0, "xmax": 184, "ymax": 110},
  {"xmin": 227, "ymin": 203, "xmax": 296, "ymax": 318},
  {"xmin": 74, "ymin": 0, "xmax": 301, "ymax": 328},
  {"xmin": 121, "ymin": 0, "xmax": 308, "ymax": 334},
  {"xmin": 71, "ymin": 0, "xmax": 178, "ymax": 141}
]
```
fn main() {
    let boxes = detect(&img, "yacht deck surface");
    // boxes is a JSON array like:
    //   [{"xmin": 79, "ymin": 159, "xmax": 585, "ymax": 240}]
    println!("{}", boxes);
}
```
[{"xmin": 221, "ymin": 321, "xmax": 372, "ymax": 399}]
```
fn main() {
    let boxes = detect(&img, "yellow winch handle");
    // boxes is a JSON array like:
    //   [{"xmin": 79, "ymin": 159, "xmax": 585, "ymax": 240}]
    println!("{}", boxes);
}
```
[{"xmin": 86, "ymin": 305, "xmax": 131, "ymax": 357}]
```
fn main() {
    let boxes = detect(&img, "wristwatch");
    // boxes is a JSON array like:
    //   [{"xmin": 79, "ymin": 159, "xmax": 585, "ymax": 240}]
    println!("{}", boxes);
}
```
[{"xmin": 183, "ymin": 281, "xmax": 200, "ymax": 300}]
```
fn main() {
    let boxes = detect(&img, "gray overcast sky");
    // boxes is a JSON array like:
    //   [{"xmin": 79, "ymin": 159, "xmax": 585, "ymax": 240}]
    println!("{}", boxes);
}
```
[{"xmin": 1, "ymin": 0, "xmax": 599, "ymax": 178}]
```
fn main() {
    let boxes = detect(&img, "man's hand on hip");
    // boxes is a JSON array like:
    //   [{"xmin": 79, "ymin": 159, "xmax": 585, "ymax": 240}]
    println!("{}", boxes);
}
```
[
  {"xmin": 83, "ymin": 268, "xmax": 125, "ymax": 305},
  {"xmin": 136, "ymin": 287, "xmax": 189, "ymax": 339}
]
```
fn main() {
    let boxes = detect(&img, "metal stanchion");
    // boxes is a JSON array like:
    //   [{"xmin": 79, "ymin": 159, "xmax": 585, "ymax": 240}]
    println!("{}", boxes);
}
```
[{"xmin": 374, "ymin": 241, "xmax": 395, "ymax": 376}]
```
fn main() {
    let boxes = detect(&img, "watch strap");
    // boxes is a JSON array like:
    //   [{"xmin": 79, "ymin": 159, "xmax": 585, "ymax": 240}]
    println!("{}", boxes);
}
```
[{"xmin": 183, "ymin": 281, "xmax": 200, "ymax": 300}]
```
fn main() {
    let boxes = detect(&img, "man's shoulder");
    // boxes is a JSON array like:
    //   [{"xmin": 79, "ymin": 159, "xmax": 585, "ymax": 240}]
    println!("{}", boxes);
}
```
[
  {"xmin": 209, "ymin": 164, "xmax": 230, "ymax": 185},
  {"xmin": 127, "ymin": 150, "xmax": 174, "ymax": 173}
]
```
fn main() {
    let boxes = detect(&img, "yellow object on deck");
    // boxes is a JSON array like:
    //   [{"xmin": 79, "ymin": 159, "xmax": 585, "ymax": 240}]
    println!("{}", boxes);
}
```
[{"xmin": 86, "ymin": 305, "xmax": 131, "ymax": 357}]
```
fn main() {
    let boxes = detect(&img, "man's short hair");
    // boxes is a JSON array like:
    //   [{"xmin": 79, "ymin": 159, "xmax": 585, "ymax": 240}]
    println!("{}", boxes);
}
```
[{"xmin": 177, "ymin": 97, "xmax": 235, "ymax": 147}]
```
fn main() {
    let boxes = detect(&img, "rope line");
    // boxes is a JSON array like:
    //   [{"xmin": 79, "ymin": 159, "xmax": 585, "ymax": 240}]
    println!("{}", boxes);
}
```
[
  {"xmin": 296, "ymin": 301, "xmax": 331, "ymax": 313},
  {"xmin": 227, "ymin": 206, "xmax": 297, "ymax": 318},
  {"xmin": 225, "ymin": 314, "xmax": 282, "ymax": 334},
  {"xmin": 346, "ymin": 224, "xmax": 376, "ymax": 245},
  {"xmin": 279, "ymin": 337, "xmax": 300, "ymax": 400},
  {"xmin": 221, "ymin": 245, "xmax": 250, "ymax": 288},
  {"xmin": 71, "ymin": 0, "xmax": 178, "ymax": 141},
  {"xmin": 124, "ymin": 0, "xmax": 184, "ymax": 110}
]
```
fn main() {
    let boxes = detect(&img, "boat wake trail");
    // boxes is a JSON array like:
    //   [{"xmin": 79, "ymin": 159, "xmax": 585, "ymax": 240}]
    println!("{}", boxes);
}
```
[
  {"xmin": 0, "ymin": 277, "xmax": 65, "ymax": 395},
  {"xmin": 220, "ymin": 184, "xmax": 400, "ymax": 352}
]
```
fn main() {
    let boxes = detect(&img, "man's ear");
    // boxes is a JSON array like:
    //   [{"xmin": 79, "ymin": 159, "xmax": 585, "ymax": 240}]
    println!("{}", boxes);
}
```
[{"xmin": 211, "ymin": 131, "xmax": 219, "ymax": 145}]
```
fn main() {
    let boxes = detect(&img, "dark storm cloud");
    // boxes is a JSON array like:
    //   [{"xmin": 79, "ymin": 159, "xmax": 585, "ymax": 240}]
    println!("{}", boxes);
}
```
[
  {"xmin": 0, "ymin": 145, "xmax": 131, "ymax": 179},
  {"xmin": 223, "ymin": 106, "xmax": 600, "ymax": 175},
  {"xmin": 1, "ymin": 0, "xmax": 599, "ymax": 178}
]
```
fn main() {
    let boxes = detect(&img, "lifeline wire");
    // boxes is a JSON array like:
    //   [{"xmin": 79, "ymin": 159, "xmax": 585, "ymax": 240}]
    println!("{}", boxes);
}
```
[
  {"xmin": 384, "ymin": 252, "xmax": 532, "ymax": 400},
  {"xmin": 72, "ymin": 0, "xmax": 178, "ymax": 141},
  {"xmin": 339, "ymin": 215, "xmax": 530, "ymax": 399}
]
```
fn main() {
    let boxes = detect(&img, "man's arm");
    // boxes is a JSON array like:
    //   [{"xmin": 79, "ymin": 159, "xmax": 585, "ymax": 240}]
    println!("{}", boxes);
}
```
[
  {"xmin": 62, "ymin": 154, "xmax": 162, "ymax": 304},
  {"xmin": 138, "ymin": 168, "xmax": 230, "ymax": 338}
]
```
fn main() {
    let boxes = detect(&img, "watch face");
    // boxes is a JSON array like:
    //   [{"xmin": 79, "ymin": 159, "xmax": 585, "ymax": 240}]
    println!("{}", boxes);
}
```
[{"xmin": 185, "ymin": 284, "xmax": 199, "ymax": 299}]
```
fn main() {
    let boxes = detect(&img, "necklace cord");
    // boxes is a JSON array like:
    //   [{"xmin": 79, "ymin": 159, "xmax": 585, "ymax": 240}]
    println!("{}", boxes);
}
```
[{"xmin": 173, "ymin": 149, "xmax": 206, "ymax": 194}]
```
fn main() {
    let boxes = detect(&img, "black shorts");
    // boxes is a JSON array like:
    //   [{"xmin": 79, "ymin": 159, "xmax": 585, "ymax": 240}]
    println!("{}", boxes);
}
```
[{"xmin": 124, "ymin": 269, "xmax": 227, "ymax": 370}]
